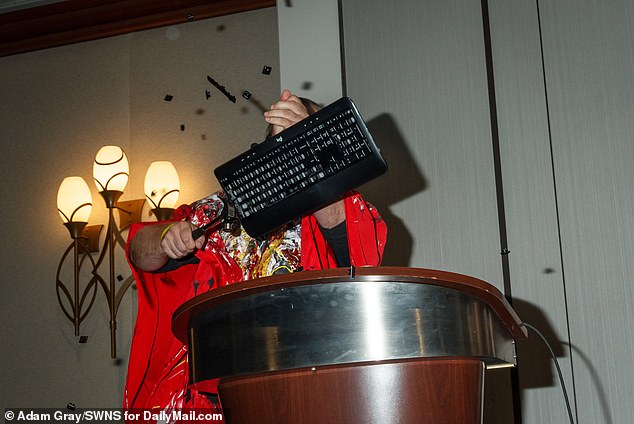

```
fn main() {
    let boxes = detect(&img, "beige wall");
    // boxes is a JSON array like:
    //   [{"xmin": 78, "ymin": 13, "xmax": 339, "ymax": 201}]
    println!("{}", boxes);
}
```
[
  {"xmin": 0, "ymin": 7, "xmax": 280, "ymax": 409},
  {"xmin": 342, "ymin": 0, "xmax": 634, "ymax": 422},
  {"xmin": 276, "ymin": 0, "xmax": 343, "ymax": 103}
]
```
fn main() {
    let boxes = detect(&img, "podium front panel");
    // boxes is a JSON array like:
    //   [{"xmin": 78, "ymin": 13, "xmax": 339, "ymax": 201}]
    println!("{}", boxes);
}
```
[{"xmin": 188, "ymin": 279, "xmax": 516, "ymax": 384}]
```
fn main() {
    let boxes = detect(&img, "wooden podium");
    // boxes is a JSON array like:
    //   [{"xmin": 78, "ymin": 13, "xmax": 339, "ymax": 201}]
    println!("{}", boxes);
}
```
[{"xmin": 172, "ymin": 266, "xmax": 527, "ymax": 424}]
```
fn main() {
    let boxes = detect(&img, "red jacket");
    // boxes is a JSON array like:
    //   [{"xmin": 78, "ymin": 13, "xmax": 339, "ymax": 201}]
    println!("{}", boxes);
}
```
[{"xmin": 123, "ymin": 192, "xmax": 386, "ymax": 420}]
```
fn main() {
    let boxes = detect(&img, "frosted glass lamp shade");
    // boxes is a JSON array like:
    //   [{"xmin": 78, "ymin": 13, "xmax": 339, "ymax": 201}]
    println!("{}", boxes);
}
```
[
  {"xmin": 57, "ymin": 177, "xmax": 93, "ymax": 223},
  {"xmin": 144, "ymin": 161, "xmax": 180, "ymax": 209},
  {"xmin": 93, "ymin": 145, "xmax": 129, "ymax": 192}
]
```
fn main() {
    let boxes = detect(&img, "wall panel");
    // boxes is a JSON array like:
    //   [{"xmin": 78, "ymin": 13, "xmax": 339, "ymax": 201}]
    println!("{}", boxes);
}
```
[
  {"xmin": 341, "ymin": 0, "xmax": 503, "ymax": 288},
  {"xmin": 488, "ymin": 1, "xmax": 574, "ymax": 422},
  {"xmin": 539, "ymin": 1, "xmax": 634, "ymax": 422}
]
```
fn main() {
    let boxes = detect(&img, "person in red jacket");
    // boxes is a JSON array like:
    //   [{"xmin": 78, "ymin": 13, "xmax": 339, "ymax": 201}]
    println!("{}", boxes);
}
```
[{"xmin": 123, "ymin": 90, "xmax": 387, "ymax": 422}]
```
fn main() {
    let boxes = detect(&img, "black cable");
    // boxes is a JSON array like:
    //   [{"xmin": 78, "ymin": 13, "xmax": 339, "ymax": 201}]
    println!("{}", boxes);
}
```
[
  {"xmin": 534, "ymin": 0, "xmax": 579, "ymax": 414},
  {"xmin": 521, "ymin": 322, "xmax": 576, "ymax": 424}
]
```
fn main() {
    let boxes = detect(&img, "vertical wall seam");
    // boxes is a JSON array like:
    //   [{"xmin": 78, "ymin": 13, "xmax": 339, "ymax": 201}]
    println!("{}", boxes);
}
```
[
  {"xmin": 480, "ymin": 0, "xmax": 522, "ymax": 421},
  {"xmin": 534, "ymin": 0, "xmax": 579, "ymax": 420},
  {"xmin": 337, "ymin": 0, "xmax": 348, "ymax": 97},
  {"xmin": 479, "ymin": 0, "xmax": 512, "ymax": 304}
]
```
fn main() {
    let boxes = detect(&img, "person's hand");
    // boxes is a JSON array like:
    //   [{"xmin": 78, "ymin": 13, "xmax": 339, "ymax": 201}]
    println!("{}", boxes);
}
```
[
  {"xmin": 160, "ymin": 221, "xmax": 205, "ymax": 259},
  {"xmin": 264, "ymin": 89, "xmax": 309, "ymax": 136}
]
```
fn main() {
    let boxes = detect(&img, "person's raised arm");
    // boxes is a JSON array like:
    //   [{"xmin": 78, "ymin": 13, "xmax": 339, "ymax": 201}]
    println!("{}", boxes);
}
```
[
  {"xmin": 263, "ymin": 89, "xmax": 309, "ymax": 134},
  {"xmin": 264, "ymin": 90, "xmax": 346, "ymax": 229}
]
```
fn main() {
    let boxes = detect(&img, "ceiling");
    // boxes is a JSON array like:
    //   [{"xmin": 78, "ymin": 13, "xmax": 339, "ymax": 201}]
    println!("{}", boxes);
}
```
[
  {"xmin": 0, "ymin": 0, "xmax": 65, "ymax": 13},
  {"xmin": 0, "ymin": 0, "xmax": 276, "ymax": 57}
]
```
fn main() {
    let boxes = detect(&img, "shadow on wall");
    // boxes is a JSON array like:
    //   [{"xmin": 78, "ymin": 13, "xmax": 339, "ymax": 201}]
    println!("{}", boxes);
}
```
[
  {"xmin": 511, "ymin": 298, "xmax": 612, "ymax": 423},
  {"xmin": 564, "ymin": 342, "xmax": 613, "ymax": 424},
  {"xmin": 512, "ymin": 298, "xmax": 565, "ymax": 390},
  {"xmin": 359, "ymin": 113, "xmax": 426, "ymax": 267},
  {"xmin": 483, "ymin": 298, "xmax": 564, "ymax": 424}
]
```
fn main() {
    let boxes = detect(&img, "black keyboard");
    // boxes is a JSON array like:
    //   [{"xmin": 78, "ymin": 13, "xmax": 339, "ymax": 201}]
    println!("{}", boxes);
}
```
[{"xmin": 214, "ymin": 97, "xmax": 387, "ymax": 238}]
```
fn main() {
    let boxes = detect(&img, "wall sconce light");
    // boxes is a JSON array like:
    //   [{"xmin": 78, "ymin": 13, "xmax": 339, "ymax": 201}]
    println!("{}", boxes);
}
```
[
  {"xmin": 56, "ymin": 177, "xmax": 101, "ymax": 336},
  {"xmin": 93, "ymin": 144, "xmax": 130, "ymax": 205},
  {"xmin": 92, "ymin": 145, "xmax": 145, "ymax": 358},
  {"xmin": 57, "ymin": 146, "xmax": 145, "ymax": 358},
  {"xmin": 144, "ymin": 161, "xmax": 180, "ymax": 221},
  {"xmin": 57, "ymin": 147, "xmax": 183, "ymax": 358},
  {"xmin": 57, "ymin": 176, "xmax": 93, "ymax": 235}
]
